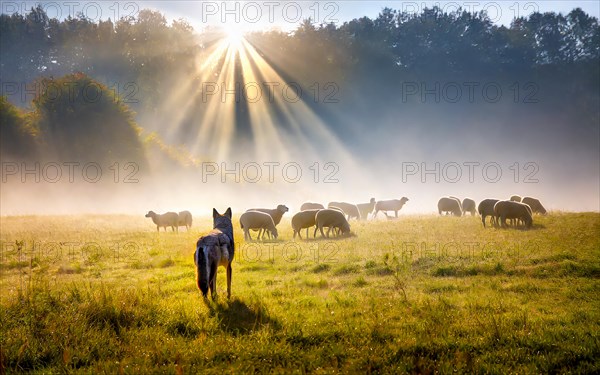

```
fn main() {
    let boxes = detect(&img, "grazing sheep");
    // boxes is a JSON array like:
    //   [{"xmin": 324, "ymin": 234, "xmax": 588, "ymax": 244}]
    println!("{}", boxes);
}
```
[
  {"xmin": 494, "ymin": 200, "xmax": 533, "ymax": 229},
  {"xmin": 300, "ymin": 202, "xmax": 325, "ymax": 211},
  {"xmin": 291, "ymin": 210, "xmax": 319, "ymax": 239},
  {"xmin": 449, "ymin": 196, "xmax": 463, "ymax": 213},
  {"xmin": 462, "ymin": 198, "xmax": 477, "ymax": 216},
  {"xmin": 178, "ymin": 210, "xmax": 193, "ymax": 230},
  {"xmin": 240, "ymin": 211, "xmax": 278, "ymax": 241},
  {"xmin": 314, "ymin": 209, "xmax": 351, "ymax": 238},
  {"xmin": 510, "ymin": 195, "xmax": 522, "ymax": 202},
  {"xmin": 522, "ymin": 197, "xmax": 547, "ymax": 215},
  {"xmin": 438, "ymin": 197, "xmax": 462, "ymax": 217},
  {"xmin": 372, "ymin": 197, "xmax": 409, "ymax": 218},
  {"xmin": 328, "ymin": 202, "xmax": 361, "ymax": 221},
  {"xmin": 145, "ymin": 211, "xmax": 179, "ymax": 232},
  {"xmin": 477, "ymin": 199, "xmax": 500, "ymax": 227},
  {"xmin": 246, "ymin": 204, "xmax": 289, "ymax": 238},
  {"xmin": 357, "ymin": 198, "xmax": 376, "ymax": 221}
]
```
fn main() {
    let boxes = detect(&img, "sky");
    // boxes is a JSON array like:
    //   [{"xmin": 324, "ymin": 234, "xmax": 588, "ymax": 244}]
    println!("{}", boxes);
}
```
[{"xmin": 3, "ymin": 1, "xmax": 599, "ymax": 32}]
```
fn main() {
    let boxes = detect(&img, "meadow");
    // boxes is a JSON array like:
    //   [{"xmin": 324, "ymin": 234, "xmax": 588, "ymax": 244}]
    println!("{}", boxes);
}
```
[{"xmin": 1, "ymin": 212, "xmax": 599, "ymax": 373}]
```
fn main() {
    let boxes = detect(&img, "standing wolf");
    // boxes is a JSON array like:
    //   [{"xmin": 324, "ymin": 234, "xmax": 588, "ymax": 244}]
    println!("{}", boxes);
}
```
[{"xmin": 194, "ymin": 208, "xmax": 234, "ymax": 299}]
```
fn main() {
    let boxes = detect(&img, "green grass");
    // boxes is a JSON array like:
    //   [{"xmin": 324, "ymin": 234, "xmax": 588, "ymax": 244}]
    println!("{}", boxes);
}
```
[{"xmin": 1, "ymin": 212, "xmax": 599, "ymax": 373}]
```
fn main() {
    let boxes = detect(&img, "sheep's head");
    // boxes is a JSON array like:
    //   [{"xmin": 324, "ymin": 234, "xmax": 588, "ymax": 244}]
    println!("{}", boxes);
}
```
[
  {"xmin": 145, "ymin": 211, "xmax": 155, "ymax": 218},
  {"xmin": 277, "ymin": 205, "xmax": 289, "ymax": 213},
  {"xmin": 525, "ymin": 215, "xmax": 533, "ymax": 228},
  {"xmin": 271, "ymin": 227, "xmax": 279, "ymax": 239},
  {"xmin": 369, "ymin": 198, "xmax": 376, "ymax": 203},
  {"xmin": 341, "ymin": 222, "xmax": 351, "ymax": 235},
  {"xmin": 401, "ymin": 197, "xmax": 409, "ymax": 202}
]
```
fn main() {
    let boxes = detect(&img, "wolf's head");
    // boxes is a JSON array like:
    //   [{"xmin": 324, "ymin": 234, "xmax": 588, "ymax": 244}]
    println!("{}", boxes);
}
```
[{"xmin": 213, "ymin": 207, "xmax": 232, "ymax": 228}]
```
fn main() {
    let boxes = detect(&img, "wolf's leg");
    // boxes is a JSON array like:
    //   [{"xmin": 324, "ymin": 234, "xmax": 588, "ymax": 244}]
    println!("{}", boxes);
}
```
[
  {"xmin": 209, "ymin": 265, "xmax": 217, "ymax": 300},
  {"xmin": 227, "ymin": 263, "xmax": 232, "ymax": 299}
]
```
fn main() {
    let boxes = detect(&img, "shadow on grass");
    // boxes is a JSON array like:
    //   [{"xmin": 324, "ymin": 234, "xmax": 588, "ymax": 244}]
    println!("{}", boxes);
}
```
[{"xmin": 206, "ymin": 298, "xmax": 280, "ymax": 336}]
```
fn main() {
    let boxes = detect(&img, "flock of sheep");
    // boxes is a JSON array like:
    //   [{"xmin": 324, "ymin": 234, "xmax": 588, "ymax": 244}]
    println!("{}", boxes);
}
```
[
  {"xmin": 146, "ymin": 195, "xmax": 547, "ymax": 238},
  {"xmin": 437, "ymin": 195, "xmax": 546, "ymax": 228}
]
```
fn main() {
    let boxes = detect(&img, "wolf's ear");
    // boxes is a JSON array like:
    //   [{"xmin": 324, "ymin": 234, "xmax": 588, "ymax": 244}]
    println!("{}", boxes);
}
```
[
  {"xmin": 213, "ymin": 208, "xmax": 220, "ymax": 218},
  {"xmin": 224, "ymin": 207, "xmax": 232, "ymax": 218}
]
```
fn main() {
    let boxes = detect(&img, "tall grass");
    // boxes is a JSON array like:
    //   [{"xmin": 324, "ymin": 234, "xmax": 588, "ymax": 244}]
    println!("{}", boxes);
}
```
[{"xmin": 1, "ymin": 213, "xmax": 599, "ymax": 372}]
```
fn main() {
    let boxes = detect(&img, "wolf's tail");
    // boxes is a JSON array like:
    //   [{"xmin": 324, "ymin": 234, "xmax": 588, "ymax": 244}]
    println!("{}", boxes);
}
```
[{"xmin": 194, "ymin": 243, "xmax": 209, "ymax": 296}]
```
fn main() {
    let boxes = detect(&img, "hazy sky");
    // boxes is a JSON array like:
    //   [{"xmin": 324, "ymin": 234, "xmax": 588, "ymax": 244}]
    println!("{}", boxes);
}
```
[{"xmin": 4, "ymin": 1, "xmax": 599, "ymax": 32}]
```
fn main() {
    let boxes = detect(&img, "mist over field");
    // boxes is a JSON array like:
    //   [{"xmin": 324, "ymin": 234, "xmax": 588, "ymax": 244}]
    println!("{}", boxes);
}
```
[
  {"xmin": 1, "ymin": 3, "xmax": 599, "ymax": 215},
  {"xmin": 2, "ymin": 2, "xmax": 600, "ymax": 373}
]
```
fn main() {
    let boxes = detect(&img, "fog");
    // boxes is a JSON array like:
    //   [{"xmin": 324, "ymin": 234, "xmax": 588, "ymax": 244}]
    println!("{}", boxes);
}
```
[{"xmin": 1, "ymin": 5, "xmax": 599, "ymax": 216}]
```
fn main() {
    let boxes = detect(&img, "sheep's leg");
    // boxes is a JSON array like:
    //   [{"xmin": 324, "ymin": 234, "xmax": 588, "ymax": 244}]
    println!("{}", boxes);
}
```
[
  {"xmin": 319, "ymin": 226, "xmax": 326, "ymax": 238},
  {"xmin": 226, "ymin": 263, "xmax": 232, "ymax": 299},
  {"xmin": 326, "ymin": 227, "xmax": 332, "ymax": 238},
  {"xmin": 156, "ymin": 226, "xmax": 159, "ymax": 232},
  {"xmin": 482, "ymin": 215, "xmax": 487, "ymax": 228}
]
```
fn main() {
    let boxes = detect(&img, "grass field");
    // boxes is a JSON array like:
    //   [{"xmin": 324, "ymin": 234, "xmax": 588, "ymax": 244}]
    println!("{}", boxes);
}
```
[{"xmin": 1, "ymin": 212, "xmax": 599, "ymax": 373}]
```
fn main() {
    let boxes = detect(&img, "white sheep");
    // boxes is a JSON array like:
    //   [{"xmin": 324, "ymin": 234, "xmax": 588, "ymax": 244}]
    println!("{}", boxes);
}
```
[
  {"xmin": 357, "ymin": 198, "xmax": 376, "ymax": 220},
  {"xmin": 300, "ymin": 202, "xmax": 325, "ymax": 211},
  {"xmin": 145, "ymin": 211, "xmax": 179, "ymax": 232},
  {"xmin": 246, "ymin": 204, "xmax": 289, "ymax": 239},
  {"xmin": 327, "ymin": 202, "xmax": 361, "ymax": 220},
  {"xmin": 477, "ymin": 199, "xmax": 499, "ymax": 227},
  {"xmin": 494, "ymin": 200, "xmax": 533, "ymax": 229},
  {"xmin": 291, "ymin": 209, "xmax": 319, "ymax": 239},
  {"xmin": 239, "ymin": 211, "xmax": 278, "ymax": 241},
  {"xmin": 438, "ymin": 197, "xmax": 462, "ymax": 217},
  {"xmin": 178, "ymin": 211, "xmax": 193, "ymax": 230},
  {"xmin": 314, "ymin": 209, "xmax": 351, "ymax": 238},
  {"xmin": 372, "ymin": 197, "xmax": 409, "ymax": 219},
  {"xmin": 522, "ymin": 197, "xmax": 547, "ymax": 215},
  {"xmin": 461, "ymin": 198, "xmax": 477, "ymax": 216}
]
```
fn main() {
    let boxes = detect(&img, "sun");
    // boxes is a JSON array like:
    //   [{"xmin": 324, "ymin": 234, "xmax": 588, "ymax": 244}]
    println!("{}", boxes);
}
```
[{"xmin": 225, "ymin": 25, "xmax": 245, "ymax": 47}]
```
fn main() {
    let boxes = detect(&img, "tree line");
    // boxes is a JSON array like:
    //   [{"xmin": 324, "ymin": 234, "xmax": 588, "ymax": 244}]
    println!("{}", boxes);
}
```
[{"xmin": 1, "ymin": 5, "xmax": 598, "ymax": 161}]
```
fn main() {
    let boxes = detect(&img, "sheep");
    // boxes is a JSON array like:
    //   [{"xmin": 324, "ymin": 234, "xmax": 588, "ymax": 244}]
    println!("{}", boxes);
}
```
[
  {"xmin": 178, "ymin": 210, "xmax": 193, "ymax": 230},
  {"xmin": 494, "ymin": 200, "xmax": 533, "ymax": 229},
  {"xmin": 246, "ymin": 204, "xmax": 289, "ymax": 239},
  {"xmin": 510, "ymin": 195, "xmax": 522, "ymax": 202},
  {"xmin": 462, "ymin": 198, "xmax": 477, "ymax": 216},
  {"xmin": 314, "ymin": 209, "xmax": 351, "ymax": 238},
  {"xmin": 145, "ymin": 211, "xmax": 179, "ymax": 232},
  {"xmin": 438, "ymin": 197, "xmax": 462, "ymax": 217},
  {"xmin": 372, "ymin": 197, "xmax": 409, "ymax": 218},
  {"xmin": 522, "ymin": 197, "xmax": 547, "ymax": 215},
  {"xmin": 300, "ymin": 202, "xmax": 325, "ymax": 211},
  {"xmin": 291, "ymin": 209, "xmax": 319, "ymax": 239},
  {"xmin": 357, "ymin": 198, "xmax": 376, "ymax": 221},
  {"xmin": 327, "ymin": 202, "xmax": 361, "ymax": 221},
  {"xmin": 449, "ymin": 196, "xmax": 463, "ymax": 213},
  {"xmin": 477, "ymin": 199, "xmax": 499, "ymax": 227},
  {"xmin": 239, "ymin": 211, "xmax": 278, "ymax": 241}
]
